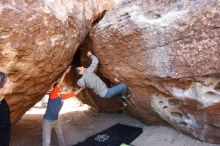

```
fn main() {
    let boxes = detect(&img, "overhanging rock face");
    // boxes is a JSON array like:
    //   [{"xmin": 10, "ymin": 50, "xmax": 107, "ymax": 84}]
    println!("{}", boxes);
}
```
[
  {"xmin": 91, "ymin": 0, "xmax": 220, "ymax": 143},
  {"xmin": 0, "ymin": 0, "xmax": 116, "ymax": 123}
]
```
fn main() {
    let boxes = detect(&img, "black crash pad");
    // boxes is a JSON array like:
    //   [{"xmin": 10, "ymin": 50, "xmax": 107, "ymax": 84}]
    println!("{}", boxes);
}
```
[{"xmin": 73, "ymin": 123, "xmax": 143, "ymax": 146}]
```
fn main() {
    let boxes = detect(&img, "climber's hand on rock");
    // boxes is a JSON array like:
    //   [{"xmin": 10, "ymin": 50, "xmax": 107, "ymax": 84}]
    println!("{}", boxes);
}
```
[
  {"xmin": 74, "ymin": 87, "xmax": 85, "ymax": 95},
  {"xmin": 87, "ymin": 51, "xmax": 92, "ymax": 57}
]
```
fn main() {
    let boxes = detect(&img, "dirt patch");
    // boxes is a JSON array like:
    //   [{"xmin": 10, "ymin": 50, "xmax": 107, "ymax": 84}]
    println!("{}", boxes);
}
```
[{"xmin": 11, "ymin": 98, "xmax": 220, "ymax": 146}]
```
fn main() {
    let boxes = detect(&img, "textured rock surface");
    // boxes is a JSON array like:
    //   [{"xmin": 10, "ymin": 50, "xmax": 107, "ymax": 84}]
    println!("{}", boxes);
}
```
[
  {"xmin": 91, "ymin": 0, "xmax": 220, "ymax": 143},
  {"xmin": 0, "ymin": 0, "xmax": 117, "ymax": 123}
]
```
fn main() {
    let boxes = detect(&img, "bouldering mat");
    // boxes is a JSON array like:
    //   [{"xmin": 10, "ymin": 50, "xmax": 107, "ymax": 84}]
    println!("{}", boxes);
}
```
[{"xmin": 73, "ymin": 123, "xmax": 143, "ymax": 146}]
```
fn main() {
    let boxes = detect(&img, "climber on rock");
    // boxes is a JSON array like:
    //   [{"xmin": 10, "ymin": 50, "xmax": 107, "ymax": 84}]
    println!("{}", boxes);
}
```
[
  {"xmin": 76, "ymin": 51, "xmax": 132, "ymax": 106},
  {"xmin": 42, "ymin": 66, "xmax": 84, "ymax": 146}
]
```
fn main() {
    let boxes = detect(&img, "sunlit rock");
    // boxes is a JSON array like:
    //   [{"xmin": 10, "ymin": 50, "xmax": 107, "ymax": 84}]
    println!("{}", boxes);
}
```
[
  {"xmin": 0, "ymin": 0, "xmax": 116, "ymax": 123},
  {"xmin": 91, "ymin": 0, "xmax": 220, "ymax": 143}
]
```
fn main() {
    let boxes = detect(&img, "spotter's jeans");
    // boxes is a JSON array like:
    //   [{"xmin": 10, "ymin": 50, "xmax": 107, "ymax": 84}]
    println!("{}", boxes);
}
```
[{"xmin": 42, "ymin": 119, "xmax": 65, "ymax": 146}]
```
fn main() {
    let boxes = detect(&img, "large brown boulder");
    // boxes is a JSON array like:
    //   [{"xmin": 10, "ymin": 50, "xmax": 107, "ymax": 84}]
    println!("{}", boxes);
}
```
[
  {"xmin": 0, "ymin": 0, "xmax": 117, "ymax": 123},
  {"xmin": 91, "ymin": 0, "xmax": 220, "ymax": 143}
]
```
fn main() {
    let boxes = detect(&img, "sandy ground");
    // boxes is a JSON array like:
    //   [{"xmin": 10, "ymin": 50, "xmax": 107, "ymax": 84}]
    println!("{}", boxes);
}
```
[{"xmin": 11, "ymin": 98, "xmax": 220, "ymax": 146}]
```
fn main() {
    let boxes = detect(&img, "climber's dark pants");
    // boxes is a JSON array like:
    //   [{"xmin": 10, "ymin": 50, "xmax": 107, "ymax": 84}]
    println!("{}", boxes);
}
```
[{"xmin": 0, "ymin": 99, "xmax": 11, "ymax": 146}]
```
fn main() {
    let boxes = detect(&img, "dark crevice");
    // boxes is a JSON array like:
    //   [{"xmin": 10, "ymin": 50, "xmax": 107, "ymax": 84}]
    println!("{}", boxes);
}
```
[
  {"xmin": 171, "ymin": 112, "xmax": 183, "ymax": 118},
  {"xmin": 214, "ymin": 82, "xmax": 220, "ymax": 91},
  {"xmin": 210, "ymin": 26, "xmax": 220, "ymax": 30},
  {"xmin": 69, "ymin": 35, "xmax": 124, "ymax": 112},
  {"xmin": 71, "ymin": 46, "xmax": 82, "ymax": 68},
  {"xmin": 168, "ymin": 99, "xmax": 177, "ymax": 105},
  {"xmin": 178, "ymin": 122, "xmax": 187, "ymax": 127},
  {"xmin": 92, "ymin": 10, "xmax": 107, "ymax": 26},
  {"xmin": 204, "ymin": 91, "xmax": 219, "ymax": 97},
  {"xmin": 163, "ymin": 106, "xmax": 168, "ymax": 109},
  {"xmin": 159, "ymin": 100, "xmax": 163, "ymax": 104}
]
